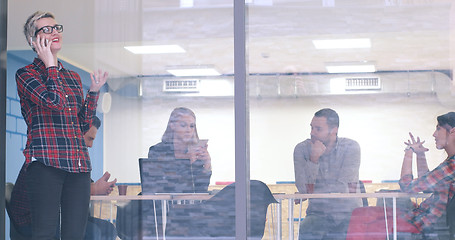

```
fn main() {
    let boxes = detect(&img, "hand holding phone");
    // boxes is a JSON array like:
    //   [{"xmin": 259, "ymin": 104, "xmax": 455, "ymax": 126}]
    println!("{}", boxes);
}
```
[
  {"xmin": 195, "ymin": 139, "xmax": 208, "ymax": 148},
  {"xmin": 29, "ymin": 37, "xmax": 47, "ymax": 47},
  {"xmin": 188, "ymin": 139, "xmax": 209, "ymax": 163},
  {"xmin": 188, "ymin": 139, "xmax": 208, "ymax": 153},
  {"xmin": 32, "ymin": 35, "xmax": 56, "ymax": 67}
]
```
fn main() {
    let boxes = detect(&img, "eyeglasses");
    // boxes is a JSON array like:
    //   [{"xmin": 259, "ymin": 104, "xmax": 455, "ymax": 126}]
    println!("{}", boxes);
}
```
[{"xmin": 34, "ymin": 24, "xmax": 63, "ymax": 37}]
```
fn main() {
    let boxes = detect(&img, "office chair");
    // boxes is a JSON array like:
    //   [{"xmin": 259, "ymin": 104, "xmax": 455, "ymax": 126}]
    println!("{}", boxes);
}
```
[{"xmin": 166, "ymin": 180, "xmax": 277, "ymax": 238}]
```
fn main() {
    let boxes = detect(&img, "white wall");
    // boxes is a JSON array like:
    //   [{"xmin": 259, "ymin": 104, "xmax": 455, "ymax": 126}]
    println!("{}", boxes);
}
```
[
  {"xmin": 248, "ymin": 94, "xmax": 449, "ymax": 183},
  {"xmin": 104, "ymin": 73, "xmax": 454, "ymax": 185}
]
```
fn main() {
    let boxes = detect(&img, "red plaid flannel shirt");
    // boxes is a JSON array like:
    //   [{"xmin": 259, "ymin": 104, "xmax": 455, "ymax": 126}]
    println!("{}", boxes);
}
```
[
  {"xmin": 16, "ymin": 58, "xmax": 98, "ymax": 173},
  {"xmin": 399, "ymin": 155, "xmax": 455, "ymax": 231}
]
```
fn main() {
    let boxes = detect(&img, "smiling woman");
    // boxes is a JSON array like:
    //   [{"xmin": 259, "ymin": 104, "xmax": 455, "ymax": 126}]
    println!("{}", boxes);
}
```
[
  {"xmin": 10, "ymin": 11, "xmax": 109, "ymax": 239},
  {"xmin": 5, "ymin": 1, "xmax": 455, "ymax": 239}
]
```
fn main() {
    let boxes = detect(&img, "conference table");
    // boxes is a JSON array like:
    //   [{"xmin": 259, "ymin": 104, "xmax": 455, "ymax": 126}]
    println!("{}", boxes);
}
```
[
  {"xmin": 272, "ymin": 192, "xmax": 431, "ymax": 240},
  {"xmin": 90, "ymin": 192, "xmax": 430, "ymax": 240},
  {"xmin": 91, "ymin": 193, "xmax": 213, "ymax": 240}
]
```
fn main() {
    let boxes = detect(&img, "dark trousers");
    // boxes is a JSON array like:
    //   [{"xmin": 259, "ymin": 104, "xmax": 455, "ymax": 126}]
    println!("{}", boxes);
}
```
[
  {"xmin": 299, "ymin": 214, "xmax": 351, "ymax": 240},
  {"xmin": 26, "ymin": 161, "xmax": 91, "ymax": 240}
]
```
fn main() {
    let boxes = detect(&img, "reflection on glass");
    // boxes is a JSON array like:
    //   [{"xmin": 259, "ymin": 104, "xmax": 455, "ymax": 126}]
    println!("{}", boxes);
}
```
[
  {"xmin": 247, "ymin": 0, "xmax": 454, "ymax": 239},
  {"xmin": 5, "ymin": 0, "xmax": 455, "ymax": 239}
]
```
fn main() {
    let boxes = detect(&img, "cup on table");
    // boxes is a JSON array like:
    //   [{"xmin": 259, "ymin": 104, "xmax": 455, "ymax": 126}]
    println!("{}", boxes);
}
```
[
  {"xmin": 118, "ymin": 185, "xmax": 128, "ymax": 195},
  {"xmin": 305, "ymin": 183, "xmax": 314, "ymax": 194},
  {"xmin": 348, "ymin": 182, "xmax": 358, "ymax": 193}
]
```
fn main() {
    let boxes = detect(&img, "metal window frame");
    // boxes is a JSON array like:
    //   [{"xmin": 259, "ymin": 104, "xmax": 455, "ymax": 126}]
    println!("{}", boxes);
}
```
[
  {"xmin": 0, "ymin": 0, "xmax": 7, "ymax": 236},
  {"xmin": 0, "ymin": 1, "xmax": 249, "ymax": 238},
  {"xmin": 234, "ymin": 0, "xmax": 250, "ymax": 239}
]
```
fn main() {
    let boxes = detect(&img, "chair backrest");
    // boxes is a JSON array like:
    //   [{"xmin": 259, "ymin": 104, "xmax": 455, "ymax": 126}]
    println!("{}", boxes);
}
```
[
  {"xmin": 358, "ymin": 180, "xmax": 368, "ymax": 207},
  {"xmin": 166, "ymin": 180, "xmax": 277, "ymax": 238}
]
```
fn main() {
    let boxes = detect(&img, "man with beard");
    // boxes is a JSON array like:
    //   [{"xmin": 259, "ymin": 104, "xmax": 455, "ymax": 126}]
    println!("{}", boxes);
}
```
[{"xmin": 293, "ymin": 108, "xmax": 361, "ymax": 240}]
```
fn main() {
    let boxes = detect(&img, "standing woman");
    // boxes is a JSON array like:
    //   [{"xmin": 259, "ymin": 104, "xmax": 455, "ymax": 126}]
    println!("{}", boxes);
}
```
[{"xmin": 15, "ymin": 11, "xmax": 107, "ymax": 239}]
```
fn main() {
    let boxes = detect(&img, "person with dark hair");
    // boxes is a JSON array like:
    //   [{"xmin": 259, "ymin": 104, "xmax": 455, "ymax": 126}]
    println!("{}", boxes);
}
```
[
  {"xmin": 83, "ymin": 116, "xmax": 118, "ymax": 240},
  {"xmin": 346, "ymin": 112, "xmax": 455, "ymax": 240},
  {"xmin": 91, "ymin": 115, "xmax": 102, "ymax": 130},
  {"xmin": 397, "ymin": 112, "xmax": 455, "ymax": 237},
  {"xmin": 293, "ymin": 108, "xmax": 361, "ymax": 240},
  {"xmin": 15, "ymin": 10, "xmax": 108, "ymax": 239},
  {"xmin": 10, "ymin": 115, "xmax": 118, "ymax": 240}
]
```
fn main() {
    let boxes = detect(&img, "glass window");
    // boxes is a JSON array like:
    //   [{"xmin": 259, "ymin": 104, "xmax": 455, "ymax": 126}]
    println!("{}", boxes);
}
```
[
  {"xmin": 247, "ymin": 0, "xmax": 455, "ymax": 239},
  {"xmin": 5, "ymin": 0, "xmax": 455, "ymax": 239}
]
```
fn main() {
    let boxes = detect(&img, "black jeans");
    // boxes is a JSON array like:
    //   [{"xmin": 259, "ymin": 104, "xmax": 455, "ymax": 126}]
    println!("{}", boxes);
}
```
[{"xmin": 27, "ymin": 161, "xmax": 91, "ymax": 240}]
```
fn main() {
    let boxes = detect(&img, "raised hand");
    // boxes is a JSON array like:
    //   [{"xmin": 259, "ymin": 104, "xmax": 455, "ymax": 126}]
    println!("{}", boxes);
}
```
[
  {"xmin": 188, "ymin": 143, "xmax": 211, "ymax": 170},
  {"xmin": 89, "ymin": 69, "xmax": 109, "ymax": 92},
  {"xmin": 404, "ymin": 132, "xmax": 429, "ymax": 154}
]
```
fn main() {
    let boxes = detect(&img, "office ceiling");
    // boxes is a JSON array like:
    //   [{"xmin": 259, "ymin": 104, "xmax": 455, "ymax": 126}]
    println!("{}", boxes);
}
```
[{"xmin": 7, "ymin": 0, "xmax": 455, "ymax": 79}]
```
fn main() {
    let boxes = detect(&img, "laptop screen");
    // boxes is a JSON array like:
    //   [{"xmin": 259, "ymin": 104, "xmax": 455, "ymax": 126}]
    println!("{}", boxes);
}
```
[{"xmin": 139, "ymin": 158, "xmax": 196, "ymax": 194}]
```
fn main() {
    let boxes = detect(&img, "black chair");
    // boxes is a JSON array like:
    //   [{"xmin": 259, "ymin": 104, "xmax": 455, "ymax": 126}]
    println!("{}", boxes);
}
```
[
  {"xmin": 117, "ymin": 180, "xmax": 277, "ymax": 239},
  {"xmin": 5, "ymin": 182, "xmax": 30, "ymax": 240},
  {"xmin": 116, "ymin": 199, "xmax": 144, "ymax": 240},
  {"xmin": 358, "ymin": 180, "xmax": 368, "ymax": 207},
  {"xmin": 166, "ymin": 180, "xmax": 277, "ymax": 239}
]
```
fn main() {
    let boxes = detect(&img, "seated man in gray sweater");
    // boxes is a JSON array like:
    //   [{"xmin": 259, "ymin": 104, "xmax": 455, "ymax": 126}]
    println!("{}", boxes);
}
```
[{"xmin": 293, "ymin": 108, "xmax": 361, "ymax": 240}]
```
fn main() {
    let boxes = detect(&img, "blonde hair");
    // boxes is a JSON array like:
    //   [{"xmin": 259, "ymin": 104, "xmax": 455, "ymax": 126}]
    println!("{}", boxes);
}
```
[
  {"xmin": 162, "ymin": 107, "xmax": 199, "ymax": 144},
  {"xmin": 23, "ymin": 11, "xmax": 55, "ymax": 50}
]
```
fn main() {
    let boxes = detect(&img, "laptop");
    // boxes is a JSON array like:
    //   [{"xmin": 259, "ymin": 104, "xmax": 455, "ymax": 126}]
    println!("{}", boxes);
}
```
[{"xmin": 139, "ymin": 158, "xmax": 195, "ymax": 194}]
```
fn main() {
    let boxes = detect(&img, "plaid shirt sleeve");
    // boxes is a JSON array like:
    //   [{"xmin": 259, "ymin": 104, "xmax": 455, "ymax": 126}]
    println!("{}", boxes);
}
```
[
  {"xmin": 15, "ymin": 58, "xmax": 99, "ymax": 172},
  {"xmin": 16, "ymin": 63, "xmax": 65, "ymax": 111},
  {"xmin": 399, "ymin": 156, "xmax": 455, "ymax": 231}
]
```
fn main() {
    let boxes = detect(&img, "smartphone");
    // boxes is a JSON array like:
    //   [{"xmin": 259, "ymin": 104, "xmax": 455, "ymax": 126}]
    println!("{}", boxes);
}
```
[
  {"xmin": 30, "ymin": 37, "xmax": 49, "ymax": 46},
  {"xmin": 195, "ymin": 139, "xmax": 208, "ymax": 148},
  {"xmin": 188, "ymin": 139, "xmax": 208, "ymax": 155}
]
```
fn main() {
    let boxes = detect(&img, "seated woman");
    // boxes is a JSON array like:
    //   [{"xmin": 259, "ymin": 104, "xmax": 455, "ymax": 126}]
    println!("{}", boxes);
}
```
[
  {"xmin": 148, "ymin": 107, "xmax": 212, "ymax": 193},
  {"xmin": 347, "ymin": 112, "xmax": 455, "ymax": 240},
  {"xmin": 398, "ymin": 113, "xmax": 455, "ymax": 238},
  {"xmin": 117, "ymin": 107, "xmax": 212, "ymax": 239}
]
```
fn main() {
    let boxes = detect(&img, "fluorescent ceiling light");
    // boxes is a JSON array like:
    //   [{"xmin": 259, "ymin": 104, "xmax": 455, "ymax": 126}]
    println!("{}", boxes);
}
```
[
  {"xmin": 167, "ymin": 67, "xmax": 221, "ymax": 77},
  {"xmin": 124, "ymin": 45, "xmax": 186, "ymax": 54},
  {"xmin": 254, "ymin": 0, "xmax": 273, "ymax": 6},
  {"xmin": 322, "ymin": 0, "xmax": 335, "ymax": 7},
  {"xmin": 180, "ymin": 0, "xmax": 194, "ymax": 8},
  {"xmin": 326, "ymin": 64, "xmax": 376, "ymax": 73},
  {"xmin": 313, "ymin": 38, "xmax": 371, "ymax": 49}
]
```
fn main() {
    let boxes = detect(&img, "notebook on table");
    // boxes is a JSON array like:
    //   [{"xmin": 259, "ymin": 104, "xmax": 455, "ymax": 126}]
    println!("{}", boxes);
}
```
[{"xmin": 139, "ymin": 158, "xmax": 196, "ymax": 194}]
